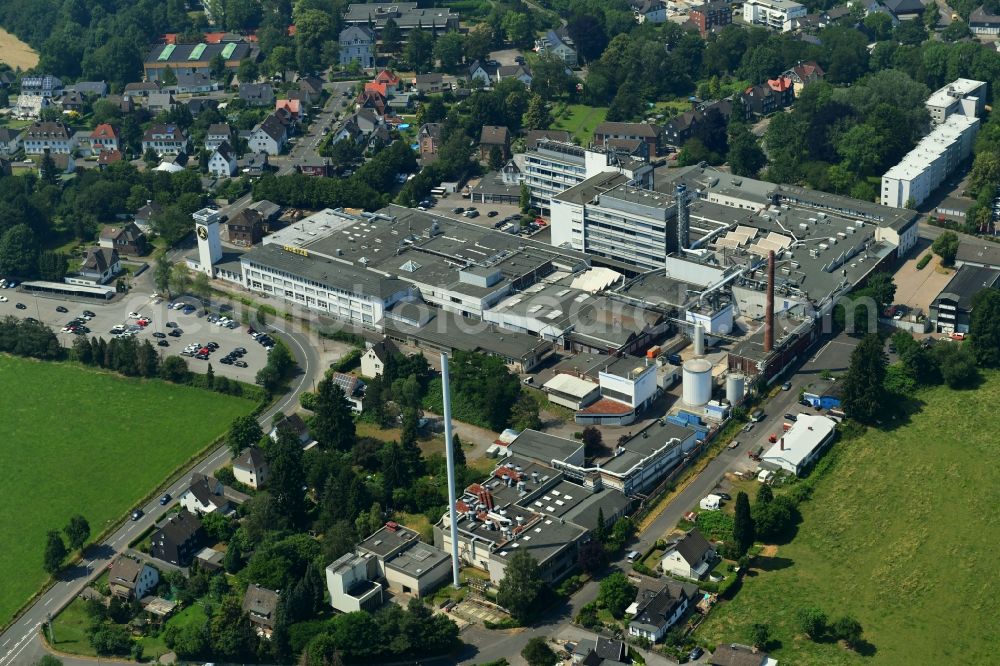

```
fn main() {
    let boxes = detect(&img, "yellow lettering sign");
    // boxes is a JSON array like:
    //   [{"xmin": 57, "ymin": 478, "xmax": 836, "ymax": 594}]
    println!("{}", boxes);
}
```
[{"xmin": 283, "ymin": 245, "xmax": 309, "ymax": 257}]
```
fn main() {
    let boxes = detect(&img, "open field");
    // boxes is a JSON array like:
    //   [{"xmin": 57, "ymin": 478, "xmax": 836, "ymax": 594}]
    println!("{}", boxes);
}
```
[
  {"xmin": 0, "ymin": 27, "xmax": 38, "ymax": 69},
  {"xmin": 553, "ymin": 104, "xmax": 608, "ymax": 145},
  {"xmin": 697, "ymin": 374, "xmax": 1000, "ymax": 664},
  {"xmin": 0, "ymin": 356, "xmax": 254, "ymax": 625}
]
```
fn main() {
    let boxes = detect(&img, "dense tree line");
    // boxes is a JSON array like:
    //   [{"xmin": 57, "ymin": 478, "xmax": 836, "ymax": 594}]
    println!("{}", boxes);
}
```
[
  {"xmin": 421, "ymin": 350, "xmax": 527, "ymax": 431},
  {"xmin": 0, "ymin": 315, "xmax": 62, "ymax": 359}
]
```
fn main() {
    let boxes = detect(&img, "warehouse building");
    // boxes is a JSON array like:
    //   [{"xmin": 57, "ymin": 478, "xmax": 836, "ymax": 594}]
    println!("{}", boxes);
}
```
[{"xmin": 760, "ymin": 414, "xmax": 837, "ymax": 475}]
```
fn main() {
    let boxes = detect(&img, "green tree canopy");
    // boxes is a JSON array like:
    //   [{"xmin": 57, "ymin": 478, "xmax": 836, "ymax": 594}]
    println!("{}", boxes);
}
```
[
  {"xmin": 496, "ymin": 550, "xmax": 544, "ymax": 623},
  {"xmin": 841, "ymin": 333, "xmax": 888, "ymax": 424}
]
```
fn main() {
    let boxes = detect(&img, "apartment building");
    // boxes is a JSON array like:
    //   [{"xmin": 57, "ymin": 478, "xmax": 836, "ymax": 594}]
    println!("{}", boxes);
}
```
[
  {"xmin": 925, "ymin": 78, "xmax": 987, "ymax": 124},
  {"xmin": 743, "ymin": 0, "xmax": 807, "ymax": 31}
]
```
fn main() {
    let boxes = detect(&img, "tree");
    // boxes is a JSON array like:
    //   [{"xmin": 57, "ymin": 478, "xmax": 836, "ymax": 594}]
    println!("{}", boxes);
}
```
[
  {"xmin": 970, "ymin": 288, "xmax": 1000, "ymax": 367},
  {"xmin": 0, "ymin": 225, "xmax": 39, "ymax": 278},
  {"xmin": 451, "ymin": 432, "xmax": 466, "ymax": 467},
  {"xmin": 934, "ymin": 343, "xmax": 979, "ymax": 388},
  {"xmin": 752, "ymin": 495, "xmax": 797, "ymax": 542},
  {"xmin": 582, "ymin": 426, "xmax": 604, "ymax": 458},
  {"xmin": 382, "ymin": 18, "xmax": 402, "ymax": 54},
  {"xmin": 749, "ymin": 622, "xmax": 771, "ymax": 650},
  {"xmin": 434, "ymin": 31, "xmax": 465, "ymax": 71},
  {"xmin": 797, "ymin": 606, "xmax": 828, "ymax": 639},
  {"xmin": 224, "ymin": 540, "xmax": 243, "ymax": 573},
  {"xmin": 942, "ymin": 19, "xmax": 972, "ymax": 41},
  {"xmin": 237, "ymin": 58, "xmax": 259, "ymax": 84},
  {"xmin": 578, "ymin": 539, "xmax": 606, "ymax": 574},
  {"xmin": 191, "ymin": 272, "xmax": 212, "ymax": 311},
  {"xmin": 502, "ymin": 12, "xmax": 533, "ymax": 48},
  {"xmin": 311, "ymin": 376, "xmax": 356, "ymax": 450},
  {"xmin": 932, "ymin": 231, "xmax": 959, "ymax": 266},
  {"xmin": 37, "ymin": 250, "xmax": 68, "ymax": 281},
  {"xmin": 732, "ymin": 491, "xmax": 754, "ymax": 558},
  {"xmin": 522, "ymin": 95, "xmax": 552, "ymax": 130},
  {"xmin": 154, "ymin": 253, "xmax": 172, "ymax": 296},
  {"xmin": 496, "ymin": 550, "xmax": 543, "ymax": 623},
  {"xmin": 841, "ymin": 333, "xmax": 887, "ymax": 424},
  {"xmin": 727, "ymin": 124, "xmax": 766, "ymax": 177},
  {"xmin": 161, "ymin": 66, "xmax": 178, "ymax": 86},
  {"xmin": 43, "ymin": 530, "xmax": 67, "ymax": 575},
  {"xmin": 40, "ymin": 150, "xmax": 59, "ymax": 185},
  {"xmin": 520, "ymin": 182, "xmax": 531, "ymax": 213},
  {"xmin": 267, "ymin": 427, "xmax": 307, "ymax": 524},
  {"xmin": 210, "ymin": 593, "xmax": 256, "ymax": 660},
  {"xmin": 405, "ymin": 29, "xmax": 435, "ymax": 73},
  {"xmin": 831, "ymin": 615, "xmax": 864, "ymax": 649},
  {"xmin": 521, "ymin": 637, "xmax": 557, "ymax": 666},
  {"xmin": 226, "ymin": 415, "xmax": 263, "ymax": 457},
  {"xmin": 597, "ymin": 572, "xmax": 636, "ymax": 619},
  {"xmin": 510, "ymin": 393, "xmax": 541, "ymax": 430},
  {"xmin": 756, "ymin": 483, "xmax": 773, "ymax": 505},
  {"xmin": 64, "ymin": 514, "xmax": 90, "ymax": 551}
]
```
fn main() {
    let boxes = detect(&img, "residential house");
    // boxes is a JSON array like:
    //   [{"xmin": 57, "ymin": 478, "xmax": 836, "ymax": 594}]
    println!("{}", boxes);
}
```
[
  {"xmin": 97, "ymin": 149, "xmax": 123, "ymax": 167},
  {"xmin": 413, "ymin": 73, "xmax": 446, "ymax": 94},
  {"xmin": 249, "ymin": 115, "xmax": 287, "ymax": 155},
  {"xmin": 66, "ymin": 81, "xmax": 108, "ymax": 97},
  {"xmin": 0, "ymin": 128, "xmax": 21, "ymax": 156},
  {"xmin": 299, "ymin": 158, "xmax": 331, "ymax": 177},
  {"xmin": 418, "ymin": 123, "xmax": 443, "ymax": 161},
  {"xmin": 226, "ymin": 207, "xmax": 266, "ymax": 246},
  {"xmin": 536, "ymin": 28, "xmax": 578, "ymax": 67},
  {"xmin": 330, "ymin": 372, "xmax": 365, "ymax": 412},
  {"xmin": 146, "ymin": 92, "xmax": 176, "ymax": 114},
  {"xmin": 123, "ymin": 81, "xmax": 161, "ymax": 101},
  {"xmin": 275, "ymin": 98, "xmax": 304, "ymax": 122},
  {"xmin": 179, "ymin": 473, "xmax": 231, "ymax": 515},
  {"xmin": 21, "ymin": 75, "xmax": 63, "ymax": 97},
  {"xmin": 240, "ymin": 83, "xmax": 274, "ymax": 107},
  {"xmin": 108, "ymin": 557, "xmax": 159, "ymax": 600},
  {"xmin": 141, "ymin": 124, "xmax": 190, "ymax": 156},
  {"xmin": 971, "ymin": 6, "xmax": 1000, "ymax": 34},
  {"xmin": 593, "ymin": 121, "xmax": 661, "ymax": 157},
  {"xmin": 361, "ymin": 339, "xmax": 398, "ymax": 377},
  {"xmin": 468, "ymin": 59, "xmax": 499, "ymax": 87},
  {"xmin": 479, "ymin": 125, "xmax": 511, "ymax": 161},
  {"xmin": 186, "ymin": 97, "xmax": 220, "ymax": 118},
  {"xmin": 660, "ymin": 528, "xmax": 716, "ymax": 579},
  {"xmin": 782, "ymin": 61, "xmax": 825, "ymax": 97},
  {"xmin": 633, "ymin": 0, "xmax": 668, "ymax": 23},
  {"xmin": 208, "ymin": 142, "xmax": 237, "ymax": 177},
  {"xmin": 374, "ymin": 69, "xmax": 403, "ymax": 94},
  {"xmin": 243, "ymin": 584, "xmax": 280, "ymax": 638},
  {"xmin": 99, "ymin": 222, "xmax": 148, "ymax": 257},
  {"xmin": 58, "ymin": 90, "xmax": 85, "ymax": 113},
  {"xmin": 572, "ymin": 636, "xmax": 629, "ymax": 664},
  {"xmin": 299, "ymin": 76, "xmax": 324, "ymax": 100},
  {"xmin": 77, "ymin": 247, "xmax": 121, "ymax": 284},
  {"xmin": 23, "ymin": 122, "xmax": 75, "ymax": 155},
  {"xmin": 134, "ymin": 201, "xmax": 163, "ymax": 233},
  {"xmin": 205, "ymin": 123, "xmax": 232, "ymax": 151},
  {"xmin": 498, "ymin": 64, "xmax": 532, "ymax": 87},
  {"xmin": 90, "ymin": 124, "xmax": 120, "ymax": 154},
  {"xmin": 143, "ymin": 40, "xmax": 253, "ymax": 82},
  {"xmin": 882, "ymin": 0, "xmax": 925, "ymax": 19},
  {"xmin": 339, "ymin": 25, "xmax": 376, "ymax": 69},
  {"xmin": 240, "ymin": 152, "xmax": 270, "ymax": 177},
  {"xmin": 689, "ymin": 1, "xmax": 733, "ymax": 36},
  {"xmin": 106, "ymin": 94, "xmax": 134, "ymax": 114},
  {"xmin": 167, "ymin": 71, "xmax": 220, "ymax": 94},
  {"xmin": 270, "ymin": 413, "xmax": 313, "ymax": 447},
  {"xmin": 333, "ymin": 119, "xmax": 364, "ymax": 145},
  {"xmin": 355, "ymin": 88, "xmax": 388, "ymax": 116},
  {"xmin": 628, "ymin": 579, "xmax": 699, "ymax": 642},
  {"xmin": 150, "ymin": 510, "xmax": 203, "ymax": 566},
  {"xmin": 233, "ymin": 446, "xmax": 270, "ymax": 489},
  {"xmin": 0, "ymin": 71, "xmax": 14, "ymax": 88},
  {"xmin": 738, "ymin": 77, "xmax": 793, "ymax": 118},
  {"xmin": 709, "ymin": 644, "xmax": 771, "ymax": 666}
]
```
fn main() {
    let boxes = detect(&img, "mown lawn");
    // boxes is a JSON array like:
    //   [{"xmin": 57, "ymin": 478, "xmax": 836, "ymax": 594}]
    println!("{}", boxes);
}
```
[
  {"xmin": 0, "ymin": 356, "xmax": 254, "ymax": 625},
  {"xmin": 697, "ymin": 373, "xmax": 1000, "ymax": 664},
  {"xmin": 553, "ymin": 104, "xmax": 608, "ymax": 145}
]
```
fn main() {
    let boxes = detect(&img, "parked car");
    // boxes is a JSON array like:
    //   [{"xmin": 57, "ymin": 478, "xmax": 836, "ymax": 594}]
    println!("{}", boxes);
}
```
[
  {"xmin": 0, "ymin": 296, "xmax": 6, "ymax": 302},
  {"xmin": 452, "ymin": 207, "xmax": 464, "ymax": 214},
  {"xmin": 728, "ymin": 440, "xmax": 740, "ymax": 449},
  {"xmin": 784, "ymin": 413, "xmax": 797, "ymax": 422},
  {"xmin": 82, "ymin": 310, "xmax": 95, "ymax": 317},
  {"xmin": 159, "ymin": 494, "xmax": 171, "ymax": 505},
  {"xmin": 56, "ymin": 306, "xmax": 68, "ymax": 313},
  {"xmin": 128, "ymin": 312, "xmax": 141, "ymax": 319},
  {"xmin": 131, "ymin": 509, "xmax": 144, "ymax": 521},
  {"xmin": 152, "ymin": 332, "xmax": 166, "ymax": 339},
  {"xmin": 781, "ymin": 381, "xmax": 792, "ymax": 391},
  {"xmin": 234, "ymin": 360, "xmax": 248, "ymax": 368},
  {"xmin": 168, "ymin": 329, "xmax": 182, "ymax": 337},
  {"xmin": 688, "ymin": 646, "xmax": 704, "ymax": 661},
  {"xmin": 157, "ymin": 340, "xmax": 170, "ymax": 347},
  {"xmin": 488, "ymin": 211, "xmax": 499, "ymax": 217},
  {"xmin": 15, "ymin": 303, "xmax": 25, "ymax": 309},
  {"xmin": 715, "ymin": 492, "xmax": 732, "ymax": 501},
  {"xmin": 166, "ymin": 321, "xmax": 178, "ymax": 328},
  {"xmin": 743, "ymin": 423, "xmax": 754, "ymax": 432}
]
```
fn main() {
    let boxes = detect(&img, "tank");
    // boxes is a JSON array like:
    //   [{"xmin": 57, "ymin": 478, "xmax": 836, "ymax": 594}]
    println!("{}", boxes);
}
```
[
  {"xmin": 693, "ymin": 323, "xmax": 705, "ymax": 356},
  {"xmin": 726, "ymin": 373, "xmax": 745, "ymax": 404},
  {"xmin": 683, "ymin": 358, "xmax": 713, "ymax": 407}
]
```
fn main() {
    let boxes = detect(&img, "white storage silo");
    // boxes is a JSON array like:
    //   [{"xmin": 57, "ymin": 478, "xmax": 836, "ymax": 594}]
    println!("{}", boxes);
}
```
[
  {"xmin": 726, "ymin": 373, "xmax": 745, "ymax": 404},
  {"xmin": 683, "ymin": 358, "xmax": 713, "ymax": 407}
]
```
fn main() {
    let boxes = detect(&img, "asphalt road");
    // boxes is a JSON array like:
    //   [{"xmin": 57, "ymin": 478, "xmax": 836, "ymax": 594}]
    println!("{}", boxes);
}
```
[
  {"xmin": 274, "ymin": 79, "xmax": 358, "ymax": 176},
  {"xmin": 0, "ymin": 295, "xmax": 320, "ymax": 666}
]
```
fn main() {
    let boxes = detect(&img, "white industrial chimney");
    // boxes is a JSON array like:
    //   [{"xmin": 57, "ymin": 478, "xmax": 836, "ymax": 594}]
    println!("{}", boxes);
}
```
[{"xmin": 441, "ymin": 352, "xmax": 462, "ymax": 589}]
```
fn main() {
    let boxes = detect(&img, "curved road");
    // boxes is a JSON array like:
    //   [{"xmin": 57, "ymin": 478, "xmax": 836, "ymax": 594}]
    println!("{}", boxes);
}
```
[{"xmin": 0, "ymin": 323, "xmax": 319, "ymax": 666}]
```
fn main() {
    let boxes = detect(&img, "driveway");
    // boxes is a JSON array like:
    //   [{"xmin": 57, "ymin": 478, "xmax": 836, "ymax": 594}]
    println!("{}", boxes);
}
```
[{"xmin": 890, "ymin": 239, "xmax": 955, "ymax": 317}]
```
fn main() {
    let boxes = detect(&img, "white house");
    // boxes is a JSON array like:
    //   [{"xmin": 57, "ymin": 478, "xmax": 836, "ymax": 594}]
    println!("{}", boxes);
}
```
[
  {"xmin": 74, "ymin": 247, "xmax": 121, "ymax": 285},
  {"xmin": 743, "ymin": 0, "xmax": 807, "ymax": 31},
  {"xmin": 205, "ymin": 123, "xmax": 232, "ymax": 151},
  {"xmin": 108, "ymin": 557, "xmax": 159, "ymax": 600},
  {"xmin": 535, "ymin": 29, "xmax": 578, "ymax": 67},
  {"xmin": 628, "ymin": 580, "xmax": 698, "ymax": 643},
  {"xmin": 660, "ymin": 528, "xmax": 715, "ymax": 579},
  {"xmin": 22, "ymin": 121, "xmax": 75, "ymax": 155},
  {"xmin": 141, "ymin": 123, "xmax": 190, "ymax": 156},
  {"xmin": 339, "ymin": 25, "xmax": 376, "ymax": 69},
  {"xmin": 233, "ymin": 447, "xmax": 270, "ymax": 489},
  {"xmin": 361, "ymin": 339, "xmax": 397, "ymax": 377},
  {"xmin": 208, "ymin": 141, "xmax": 237, "ymax": 177},
  {"xmin": 249, "ymin": 115, "xmax": 287, "ymax": 155},
  {"xmin": 179, "ymin": 473, "xmax": 231, "ymax": 515}
]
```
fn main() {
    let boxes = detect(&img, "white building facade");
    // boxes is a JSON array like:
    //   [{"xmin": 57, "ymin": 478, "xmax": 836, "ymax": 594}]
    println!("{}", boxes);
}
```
[{"xmin": 743, "ymin": 0, "xmax": 807, "ymax": 31}]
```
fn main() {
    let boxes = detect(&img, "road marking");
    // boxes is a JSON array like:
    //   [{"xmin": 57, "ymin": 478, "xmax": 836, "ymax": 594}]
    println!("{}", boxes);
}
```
[
  {"xmin": 43, "ymin": 598, "xmax": 51, "ymax": 606},
  {"xmin": 2, "ymin": 639, "xmax": 8, "ymax": 647}
]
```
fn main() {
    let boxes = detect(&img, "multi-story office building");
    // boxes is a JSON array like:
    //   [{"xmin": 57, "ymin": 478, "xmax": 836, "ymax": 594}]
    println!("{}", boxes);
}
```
[{"xmin": 743, "ymin": 0, "xmax": 806, "ymax": 31}]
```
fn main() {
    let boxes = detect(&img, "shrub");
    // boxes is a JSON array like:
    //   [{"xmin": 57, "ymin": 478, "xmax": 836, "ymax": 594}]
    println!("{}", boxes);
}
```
[{"xmin": 916, "ymin": 253, "xmax": 932, "ymax": 269}]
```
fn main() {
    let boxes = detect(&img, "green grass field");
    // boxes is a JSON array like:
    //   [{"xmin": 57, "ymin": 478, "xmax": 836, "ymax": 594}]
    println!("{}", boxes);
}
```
[
  {"xmin": 553, "ymin": 104, "xmax": 608, "ymax": 145},
  {"xmin": 0, "ymin": 356, "xmax": 254, "ymax": 625},
  {"xmin": 697, "ymin": 373, "xmax": 1000, "ymax": 664}
]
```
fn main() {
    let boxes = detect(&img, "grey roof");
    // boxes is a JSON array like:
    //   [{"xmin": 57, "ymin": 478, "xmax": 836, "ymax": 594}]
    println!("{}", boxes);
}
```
[
  {"xmin": 553, "ymin": 171, "xmax": 629, "ymax": 205},
  {"xmin": 631, "ymin": 579, "xmax": 698, "ymax": 631},
  {"xmin": 242, "ymin": 584, "xmax": 279, "ymax": 624},
  {"xmin": 242, "ymin": 242, "xmax": 410, "ymax": 301},
  {"xmin": 344, "ymin": 2, "xmax": 459, "ymax": 28},
  {"xmin": 511, "ymin": 429, "xmax": 583, "ymax": 465},
  {"xmin": 240, "ymin": 83, "xmax": 274, "ymax": 103},
  {"xmin": 358, "ymin": 523, "xmax": 422, "ymax": 559},
  {"xmin": 81, "ymin": 247, "xmax": 118, "ymax": 273},
  {"xmin": 186, "ymin": 473, "xmax": 224, "ymax": 508},
  {"xmin": 207, "ymin": 123, "xmax": 231, "ymax": 136},
  {"xmin": 23, "ymin": 121, "xmax": 71, "ymax": 141},
  {"xmin": 234, "ymin": 446, "xmax": 267, "ymax": 470},
  {"xmin": 384, "ymin": 542, "xmax": 450, "ymax": 578},
  {"xmin": 68, "ymin": 81, "xmax": 108, "ymax": 96},
  {"xmin": 957, "ymin": 241, "xmax": 1000, "ymax": 268},
  {"xmin": 560, "ymin": 487, "xmax": 632, "ymax": 532},
  {"xmin": 525, "ymin": 129, "xmax": 571, "ymax": 149},
  {"xmin": 933, "ymin": 265, "xmax": 1000, "ymax": 311},
  {"xmin": 212, "ymin": 141, "xmax": 234, "ymax": 162},
  {"xmin": 146, "ymin": 41, "xmax": 251, "ymax": 65},
  {"xmin": 480, "ymin": 125, "xmax": 510, "ymax": 145},
  {"xmin": 594, "ymin": 121, "xmax": 660, "ymax": 139},
  {"xmin": 386, "ymin": 311, "xmax": 554, "ymax": 363},
  {"xmin": 109, "ymin": 557, "xmax": 145, "ymax": 587},
  {"xmin": 153, "ymin": 510, "xmax": 202, "ymax": 548},
  {"xmin": 595, "ymin": 637, "xmax": 627, "ymax": 663},
  {"xmin": 671, "ymin": 528, "xmax": 713, "ymax": 566},
  {"xmin": 0, "ymin": 128, "xmax": 20, "ymax": 143},
  {"xmin": 971, "ymin": 6, "xmax": 1000, "ymax": 24},
  {"xmin": 254, "ymin": 114, "xmax": 286, "ymax": 142}
]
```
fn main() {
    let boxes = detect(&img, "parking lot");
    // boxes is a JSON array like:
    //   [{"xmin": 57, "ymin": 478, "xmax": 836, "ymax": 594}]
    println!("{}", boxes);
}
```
[{"xmin": 0, "ymin": 288, "xmax": 272, "ymax": 383}]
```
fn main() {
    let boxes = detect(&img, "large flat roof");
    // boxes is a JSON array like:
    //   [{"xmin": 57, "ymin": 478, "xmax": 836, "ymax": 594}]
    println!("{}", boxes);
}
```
[
  {"xmin": 926, "ymin": 78, "xmax": 986, "ymax": 109},
  {"xmin": 386, "ymin": 310, "xmax": 553, "ymax": 362},
  {"xmin": 510, "ymin": 429, "xmax": 584, "ymax": 465},
  {"xmin": 883, "ymin": 115, "xmax": 979, "ymax": 181},
  {"xmin": 384, "ymin": 542, "xmax": 450, "ymax": 578}
]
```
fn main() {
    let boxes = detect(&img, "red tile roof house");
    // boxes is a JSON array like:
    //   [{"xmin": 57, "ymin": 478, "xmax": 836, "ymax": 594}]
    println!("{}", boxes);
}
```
[
  {"xmin": 275, "ymin": 98, "xmax": 304, "ymax": 121},
  {"xmin": 374, "ymin": 69, "xmax": 403, "ymax": 94},
  {"xmin": 90, "ymin": 123, "xmax": 119, "ymax": 153}
]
